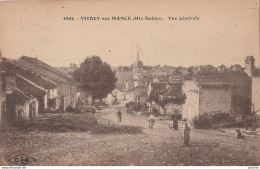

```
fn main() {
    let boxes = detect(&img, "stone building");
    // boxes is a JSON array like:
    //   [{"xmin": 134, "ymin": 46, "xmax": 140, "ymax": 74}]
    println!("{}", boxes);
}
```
[
  {"xmin": 182, "ymin": 71, "xmax": 251, "ymax": 121},
  {"xmin": 244, "ymin": 56, "xmax": 260, "ymax": 113}
]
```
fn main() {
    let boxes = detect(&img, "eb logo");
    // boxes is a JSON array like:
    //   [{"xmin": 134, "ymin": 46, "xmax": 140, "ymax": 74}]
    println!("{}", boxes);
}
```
[{"xmin": 8, "ymin": 154, "xmax": 36, "ymax": 165}]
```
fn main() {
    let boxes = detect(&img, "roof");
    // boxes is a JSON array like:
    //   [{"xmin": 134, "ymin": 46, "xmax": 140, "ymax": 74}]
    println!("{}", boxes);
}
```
[
  {"xmin": 19, "ymin": 56, "xmax": 79, "ymax": 85},
  {"xmin": 6, "ymin": 89, "xmax": 32, "ymax": 104},
  {"xmin": 245, "ymin": 56, "xmax": 255, "ymax": 61},
  {"xmin": 16, "ymin": 74, "xmax": 46, "ymax": 97},
  {"xmin": 8, "ymin": 59, "xmax": 73, "ymax": 84},
  {"xmin": 117, "ymin": 71, "xmax": 134, "ymax": 82},
  {"xmin": 4, "ymin": 61, "xmax": 57, "ymax": 89},
  {"xmin": 133, "ymin": 60, "xmax": 143, "ymax": 68},
  {"xmin": 195, "ymin": 71, "xmax": 251, "ymax": 86}
]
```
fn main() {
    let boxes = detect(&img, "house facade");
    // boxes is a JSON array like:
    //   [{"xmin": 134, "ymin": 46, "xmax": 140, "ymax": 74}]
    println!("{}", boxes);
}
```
[
  {"xmin": 0, "ymin": 54, "xmax": 83, "ymax": 124},
  {"xmin": 182, "ymin": 72, "xmax": 251, "ymax": 121},
  {"xmin": 244, "ymin": 56, "xmax": 260, "ymax": 113}
]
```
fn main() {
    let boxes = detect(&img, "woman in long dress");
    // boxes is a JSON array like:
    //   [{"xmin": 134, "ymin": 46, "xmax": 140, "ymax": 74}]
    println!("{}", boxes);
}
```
[{"xmin": 183, "ymin": 120, "xmax": 191, "ymax": 146}]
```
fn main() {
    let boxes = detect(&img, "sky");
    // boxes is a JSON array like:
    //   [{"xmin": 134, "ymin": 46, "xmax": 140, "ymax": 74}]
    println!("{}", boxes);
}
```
[{"xmin": 0, "ymin": 0, "xmax": 259, "ymax": 68}]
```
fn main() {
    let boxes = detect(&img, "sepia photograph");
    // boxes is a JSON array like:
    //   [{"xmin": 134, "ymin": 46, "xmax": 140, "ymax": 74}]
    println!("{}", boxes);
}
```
[{"xmin": 0, "ymin": 0, "xmax": 259, "ymax": 167}]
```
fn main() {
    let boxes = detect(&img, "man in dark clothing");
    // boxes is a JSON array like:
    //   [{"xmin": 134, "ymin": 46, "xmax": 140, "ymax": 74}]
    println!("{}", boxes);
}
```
[
  {"xmin": 173, "ymin": 115, "xmax": 178, "ymax": 130},
  {"xmin": 117, "ymin": 110, "xmax": 122, "ymax": 122},
  {"xmin": 171, "ymin": 114, "xmax": 178, "ymax": 130}
]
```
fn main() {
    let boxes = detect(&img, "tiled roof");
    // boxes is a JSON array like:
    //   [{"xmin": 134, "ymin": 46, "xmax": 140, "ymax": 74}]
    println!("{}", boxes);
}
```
[
  {"xmin": 20, "ymin": 56, "xmax": 76, "ymax": 83},
  {"xmin": 9, "ymin": 59, "xmax": 71, "ymax": 84},
  {"xmin": 195, "ymin": 71, "xmax": 251, "ymax": 86},
  {"xmin": 16, "ymin": 74, "xmax": 46, "ymax": 97},
  {"xmin": 5, "ymin": 61, "xmax": 57, "ymax": 89}
]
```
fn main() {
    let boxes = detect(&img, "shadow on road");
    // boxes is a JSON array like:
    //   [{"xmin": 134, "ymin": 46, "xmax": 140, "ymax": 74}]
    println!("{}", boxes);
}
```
[
  {"xmin": 9, "ymin": 113, "xmax": 143, "ymax": 134},
  {"xmin": 93, "ymin": 124, "xmax": 143, "ymax": 134}
]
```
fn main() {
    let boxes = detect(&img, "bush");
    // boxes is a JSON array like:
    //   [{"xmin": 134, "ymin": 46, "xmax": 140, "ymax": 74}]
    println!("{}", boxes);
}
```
[
  {"xmin": 193, "ymin": 112, "xmax": 235, "ymax": 129},
  {"xmin": 152, "ymin": 107, "xmax": 161, "ymax": 117},
  {"xmin": 65, "ymin": 106, "xmax": 81, "ymax": 113},
  {"xmin": 126, "ymin": 102, "xmax": 135, "ymax": 109}
]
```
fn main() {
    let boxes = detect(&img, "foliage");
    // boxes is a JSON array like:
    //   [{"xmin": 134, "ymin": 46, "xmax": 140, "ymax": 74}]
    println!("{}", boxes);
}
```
[
  {"xmin": 151, "ymin": 107, "xmax": 161, "ymax": 117},
  {"xmin": 65, "ymin": 105, "xmax": 81, "ymax": 113},
  {"xmin": 197, "ymin": 65, "xmax": 218, "ymax": 73},
  {"xmin": 126, "ymin": 102, "xmax": 148, "ymax": 113},
  {"xmin": 73, "ymin": 56, "xmax": 117, "ymax": 100},
  {"xmin": 126, "ymin": 101, "xmax": 135, "ymax": 109},
  {"xmin": 193, "ymin": 111, "xmax": 235, "ymax": 129},
  {"xmin": 147, "ymin": 90, "xmax": 159, "ymax": 104}
]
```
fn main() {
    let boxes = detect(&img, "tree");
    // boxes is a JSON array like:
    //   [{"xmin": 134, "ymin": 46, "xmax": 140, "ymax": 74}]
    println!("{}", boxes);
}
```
[
  {"xmin": 69, "ymin": 63, "xmax": 78, "ymax": 69},
  {"xmin": 73, "ymin": 56, "xmax": 117, "ymax": 100},
  {"xmin": 147, "ymin": 90, "xmax": 159, "ymax": 104}
]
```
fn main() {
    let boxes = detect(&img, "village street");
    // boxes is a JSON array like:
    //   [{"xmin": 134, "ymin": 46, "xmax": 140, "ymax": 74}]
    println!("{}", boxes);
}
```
[{"xmin": 0, "ymin": 101, "xmax": 260, "ymax": 166}]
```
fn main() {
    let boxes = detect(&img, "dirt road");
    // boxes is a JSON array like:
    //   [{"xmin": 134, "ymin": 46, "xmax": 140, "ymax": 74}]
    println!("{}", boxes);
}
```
[{"xmin": 0, "ymin": 101, "xmax": 259, "ymax": 166}]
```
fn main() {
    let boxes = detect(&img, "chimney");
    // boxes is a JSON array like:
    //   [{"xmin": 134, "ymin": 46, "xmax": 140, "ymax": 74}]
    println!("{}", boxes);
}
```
[{"xmin": 245, "ymin": 56, "xmax": 255, "ymax": 77}]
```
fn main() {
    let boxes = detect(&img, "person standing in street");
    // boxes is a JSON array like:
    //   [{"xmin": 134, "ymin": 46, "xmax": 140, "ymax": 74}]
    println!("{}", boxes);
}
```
[
  {"xmin": 183, "ymin": 119, "xmax": 191, "ymax": 146},
  {"xmin": 117, "ymin": 109, "xmax": 122, "ymax": 123},
  {"xmin": 149, "ymin": 114, "xmax": 155, "ymax": 129},
  {"xmin": 173, "ymin": 114, "xmax": 178, "ymax": 130}
]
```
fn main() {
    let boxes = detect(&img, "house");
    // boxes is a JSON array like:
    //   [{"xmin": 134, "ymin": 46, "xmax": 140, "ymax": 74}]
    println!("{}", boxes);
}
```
[
  {"xmin": 115, "ymin": 71, "xmax": 134, "ymax": 101},
  {"xmin": 182, "ymin": 71, "xmax": 251, "ymax": 121},
  {"xmin": 3, "ymin": 60, "xmax": 58, "ymax": 111},
  {"xmin": 151, "ymin": 69, "xmax": 168, "ymax": 79},
  {"xmin": 244, "ymin": 56, "xmax": 260, "ymax": 113},
  {"xmin": 0, "ymin": 61, "xmax": 47, "ymax": 122},
  {"xmin": 133, "ymin": 84, "xmax": 148, "ymax": 104},
  {"xmin": 12, "ymin": 56, "xmax": 81, "ymax": 111},
  {"xmin": 147, "ymin": 82, "xmax": 182, "ymax": 112},
  {"xmin": 159, "ymin": 82, "xmax": 183, "ymax": 115},
  {"xmin": 6, "ymin": 74, "xmax": 46, "ymax": 121},
  {"xmin": 0, "ymin": 52, "xmax": 92, "ymax": 124}
]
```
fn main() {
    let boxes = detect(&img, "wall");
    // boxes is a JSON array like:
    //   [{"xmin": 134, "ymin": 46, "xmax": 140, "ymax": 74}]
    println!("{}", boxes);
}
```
[
  {"xmin": 0, "ymin": 74, "xmax": 6, "ymax": 122},
  {"xmin": 57, "ymin": 83, "xmax": 71, "ymax": 111},
  {"xmin": 199, "ymin": 86, "xmax": 231, "ymax": 114},
  {"xmin": 16, "ymin": 98, "xmax": 39, "ymax": 120},
  {"xmin": 5, "ymin": 75, "xmax": 16, "ymax": 93},
  {"xmin": 231, "ymin": 85, "xmax": 251, "ymax": 116},
  {"xmin": 252, "ymin": 77, "xmax": 260, "ymax": 112},
  {"xmin": 182, "ymin": 80, "xmax": 199, "ymax": 120}
]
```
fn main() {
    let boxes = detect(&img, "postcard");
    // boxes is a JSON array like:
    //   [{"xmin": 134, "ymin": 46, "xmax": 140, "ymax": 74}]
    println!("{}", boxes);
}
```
[{"xmin": 0, "ymin": 0, "xmax": 259, "ymax": 167}]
